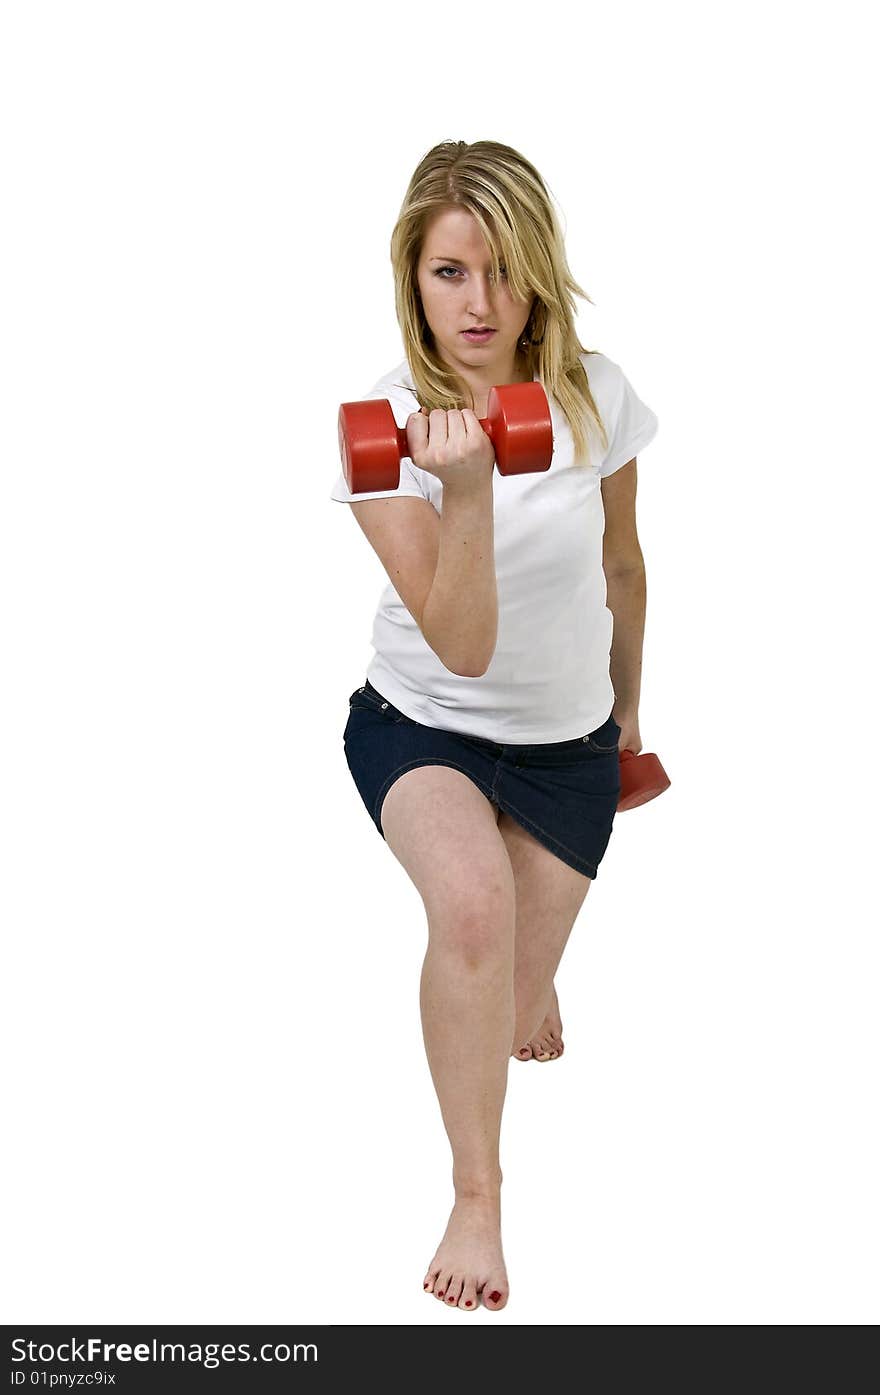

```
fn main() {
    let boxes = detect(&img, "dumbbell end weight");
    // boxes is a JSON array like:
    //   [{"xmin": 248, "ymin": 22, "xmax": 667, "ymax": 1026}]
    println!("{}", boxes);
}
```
[
  {"xmin": 617, "ymin": 749, "xmax": 671, "ymax": 812},
  {"xmin": 484, "ymin": 381, "xmax": 554, "ymax": 477},
  {"xmin": 338, "ymin": 399, "xmax": 403, "ymax": 494}
]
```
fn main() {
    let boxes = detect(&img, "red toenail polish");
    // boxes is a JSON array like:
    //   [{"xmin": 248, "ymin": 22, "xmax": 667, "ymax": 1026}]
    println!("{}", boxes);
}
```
[
  {"xmin": 465, "ymin": 1300, "xmax": 472, "ymax": 1306},
  {"xmin": 438, "ymin": 1291, "xmax": 444, "ymax": 1297},
  {"xmin": 424, "ymin": 1283, "xmax": 429, "ymax": 1289},
  {"xmin": 447, "ymin": 1297, "xmax": 455, "ymax": 1303},
  {"xmin": 489, "ymin": 1290, "xmax": 501, "ymax": 1302}
]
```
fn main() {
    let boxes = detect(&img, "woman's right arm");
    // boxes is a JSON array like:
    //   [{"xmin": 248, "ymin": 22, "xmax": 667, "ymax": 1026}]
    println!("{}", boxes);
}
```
[{"xmin": 348, "ymin": 478, "xmax": 497, "ymax": 678}]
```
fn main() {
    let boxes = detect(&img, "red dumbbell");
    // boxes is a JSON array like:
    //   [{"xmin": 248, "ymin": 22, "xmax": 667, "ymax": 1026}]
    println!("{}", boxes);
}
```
[
  {"xmin": 617, "ymin": 748, "xmax": 671, "ymax": 812},
  {"xmin": 338, "ymin": 381, "xmax": 554, "ymax": 494}
]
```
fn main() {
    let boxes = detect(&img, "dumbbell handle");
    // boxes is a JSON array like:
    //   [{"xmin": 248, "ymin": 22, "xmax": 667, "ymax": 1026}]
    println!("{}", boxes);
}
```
[{"xmin": 395, "ymin": 410, "xmax": 499, "ymax": 461}]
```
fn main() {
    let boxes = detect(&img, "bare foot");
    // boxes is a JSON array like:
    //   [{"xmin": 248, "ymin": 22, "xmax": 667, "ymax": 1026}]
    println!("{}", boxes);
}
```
[
  {"xmin": 422, "ymin": 1193, "xmax": 509, "ymax": 1311},
  {"xmin": 513, "ymin": 983, "xmax": 565, "ymax": 1062}
]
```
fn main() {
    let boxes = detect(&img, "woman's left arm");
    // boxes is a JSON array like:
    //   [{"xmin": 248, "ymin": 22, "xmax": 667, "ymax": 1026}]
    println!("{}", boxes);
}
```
[{"xmin": 601, "ymin": 459, "xmax": 646, "ymax": 756}]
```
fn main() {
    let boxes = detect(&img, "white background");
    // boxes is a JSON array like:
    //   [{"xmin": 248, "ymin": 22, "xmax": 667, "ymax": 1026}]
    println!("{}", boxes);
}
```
[{"xmin": 2, "ymin": 0, "xmax": 877, "ymax": 1327}]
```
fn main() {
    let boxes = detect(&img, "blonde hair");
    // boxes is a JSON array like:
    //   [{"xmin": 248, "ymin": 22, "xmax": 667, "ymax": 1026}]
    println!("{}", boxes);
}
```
[{"xmin": 389, "ymin": 139, "xmax": 608, "ymax": 469}]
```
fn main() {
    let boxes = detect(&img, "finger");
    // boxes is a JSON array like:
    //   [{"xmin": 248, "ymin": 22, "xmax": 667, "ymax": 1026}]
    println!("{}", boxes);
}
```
[
  {"xmin": 445, "ymin": 409, "xmax": 467, "ymax": 447},
  {"xmin": 429, "ymin": 408, "xmax": 448, "ymax": 444},
  {"xmin": 461, "ymin": 408, "xmax": 483, "ymax": 438},
  {"xmin": 405, "ymin": 412, "xmax": 428, "ymax": 457}
]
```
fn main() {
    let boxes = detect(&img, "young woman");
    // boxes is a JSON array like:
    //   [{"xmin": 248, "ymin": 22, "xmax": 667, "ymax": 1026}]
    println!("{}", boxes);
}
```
[{"xmin": 330, "ymin": 139, "xmax": 659, "ymax": 1312}]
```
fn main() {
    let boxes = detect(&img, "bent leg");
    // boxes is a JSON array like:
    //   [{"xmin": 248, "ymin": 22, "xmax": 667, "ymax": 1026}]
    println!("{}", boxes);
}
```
[{"xmin": 496, "ymin": 811, "xmax": 592, "ymax": 1057}]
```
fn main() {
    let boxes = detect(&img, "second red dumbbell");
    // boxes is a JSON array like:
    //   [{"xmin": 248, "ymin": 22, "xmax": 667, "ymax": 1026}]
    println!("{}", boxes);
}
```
[{"xmin": 617, "ymin": 748, "xmax": 671, "ymax": 811}]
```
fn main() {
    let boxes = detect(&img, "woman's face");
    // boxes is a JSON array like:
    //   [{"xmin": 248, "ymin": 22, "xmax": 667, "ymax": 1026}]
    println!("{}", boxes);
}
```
[{"xmin": 415, "ymin": 206, "xmax": 535, "ymax": 388}]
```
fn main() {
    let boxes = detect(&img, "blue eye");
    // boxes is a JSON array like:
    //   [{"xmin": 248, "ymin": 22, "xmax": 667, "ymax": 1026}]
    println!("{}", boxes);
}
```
[{"xmin": 434, "ymin": 265, "xmax": 508, "ymax": 279}]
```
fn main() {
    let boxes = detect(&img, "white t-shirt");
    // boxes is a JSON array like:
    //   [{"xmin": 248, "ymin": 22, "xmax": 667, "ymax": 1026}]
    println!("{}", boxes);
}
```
[{"xmin": 330, "ymin": 350, "xmax": 658, "ymax": 743}]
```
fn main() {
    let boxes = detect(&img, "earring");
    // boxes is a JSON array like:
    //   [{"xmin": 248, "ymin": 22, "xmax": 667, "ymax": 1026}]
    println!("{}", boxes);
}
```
[{"xmin": 520, "ymin": 321, "xmax": 544, "ymax": 348}]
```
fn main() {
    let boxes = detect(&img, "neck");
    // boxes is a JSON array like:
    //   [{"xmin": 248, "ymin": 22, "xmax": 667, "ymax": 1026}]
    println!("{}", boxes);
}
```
[{"xmin": 450, "ymin": 350, "xmax": 533, "ymax": 408}]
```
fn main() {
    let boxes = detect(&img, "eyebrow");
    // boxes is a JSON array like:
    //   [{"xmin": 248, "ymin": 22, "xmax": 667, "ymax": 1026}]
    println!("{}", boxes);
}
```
[{"xmin": 428, "ymin": 256, "xmax": 499, "ymax": 265}]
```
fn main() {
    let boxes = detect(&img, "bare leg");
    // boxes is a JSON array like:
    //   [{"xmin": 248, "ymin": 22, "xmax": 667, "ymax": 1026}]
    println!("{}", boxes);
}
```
[
  {"xmin": 380, "ymin": 764, "xmax": 516, "ymax": 1311},
  {"xmin": 495, "ymin": 812, "xmax": 592, "ymax": 1063}
]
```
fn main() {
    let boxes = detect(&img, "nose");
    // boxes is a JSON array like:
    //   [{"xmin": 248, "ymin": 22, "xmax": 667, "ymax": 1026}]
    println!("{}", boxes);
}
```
[{"xmin": 467, "ymin": 274, "xmax": 495, "ymax": 318}]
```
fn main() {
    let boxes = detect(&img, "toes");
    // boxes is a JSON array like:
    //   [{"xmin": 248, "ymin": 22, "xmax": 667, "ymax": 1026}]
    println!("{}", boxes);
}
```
[
  {"xmin": 427, "ymin": 1268, "xmax": 479, "ymax": 1308},
  {"xmin": 514, "ymin": 1043, "xmax": 533, "ymax": 1061},
  {"xmin": 444, "ymin": 1275, "xmax": 463, "ymax": 1307},
  {"xmin": 459, "ymin": 1280, "xmax": 478, "ymax": 1310},
  {"xmin": 533, "ymin": 1029, "xmax": 564, "ymax": 1061},
  {"xmin": 481, "ymin": 1281, "xmax": 508, "ymax": 1310},
  {"xmin": 546, "ymin": 1032, "xmax": 569, "ymax": 1060}
]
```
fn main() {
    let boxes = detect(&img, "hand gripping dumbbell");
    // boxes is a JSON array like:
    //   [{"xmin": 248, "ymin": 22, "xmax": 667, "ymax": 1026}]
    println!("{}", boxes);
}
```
[
  {"xmin": 337, "ymin": 381, "xmax": 554, "ymax": 494},
  {"xmin": 617, "ymin": 748, "xmax": 671, "ymax": 812}
]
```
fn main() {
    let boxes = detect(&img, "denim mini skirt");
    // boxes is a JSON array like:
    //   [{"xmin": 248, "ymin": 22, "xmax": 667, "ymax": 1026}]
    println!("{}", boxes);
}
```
[{"xmin": 342, "ymin": 678, "xmax": 622, "ymax": 880}]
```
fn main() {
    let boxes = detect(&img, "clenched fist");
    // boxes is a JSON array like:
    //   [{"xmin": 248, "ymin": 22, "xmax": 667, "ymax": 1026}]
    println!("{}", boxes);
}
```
[{"xmin": 404, "ymin": 407, "xmax": 496, "ymax": 494}]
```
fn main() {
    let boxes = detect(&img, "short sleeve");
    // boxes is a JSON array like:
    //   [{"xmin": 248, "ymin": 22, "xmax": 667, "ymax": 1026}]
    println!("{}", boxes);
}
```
[
  {"xmin": 598, "ymin": 362, "xmax": 659, "ymax": 478},
  {"xmin": 329, "ymin": 379, "xmax": 432, "ymax": 503},
  {"xmin": 329, "ymin": 452, "xmax": 430, "ymax": 503}
]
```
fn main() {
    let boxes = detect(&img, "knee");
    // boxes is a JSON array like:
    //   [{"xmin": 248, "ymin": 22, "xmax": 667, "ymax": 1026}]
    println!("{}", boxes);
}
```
[{"xmin": 430, "ymin": 886, "xmax": 514, "ymax": 972}]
